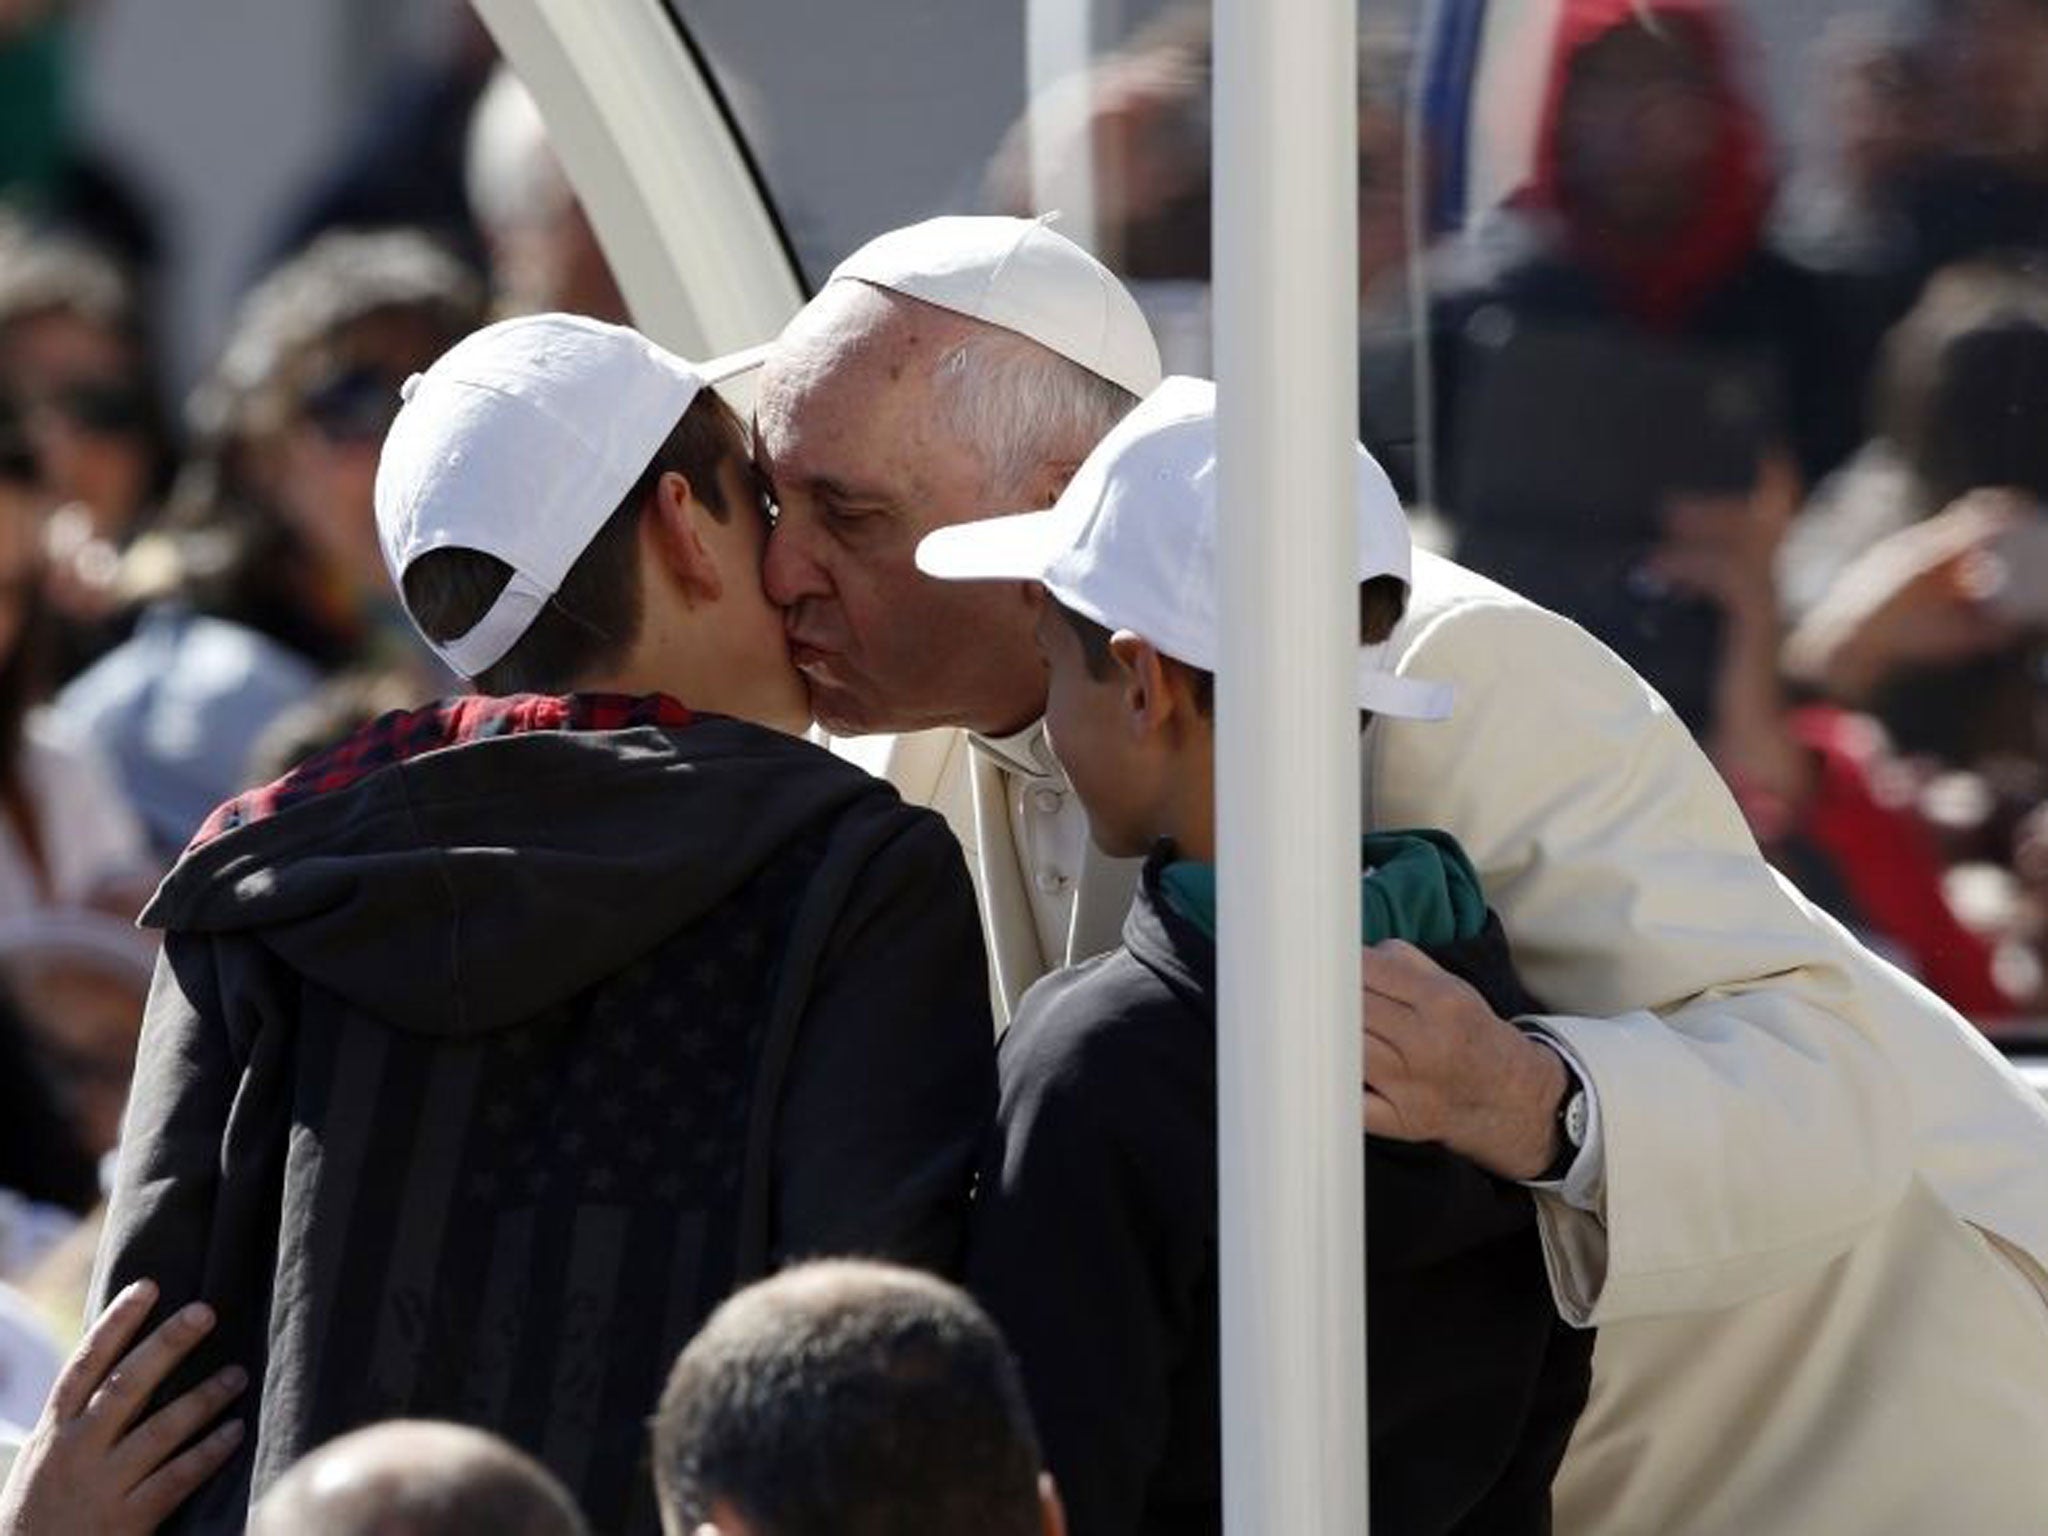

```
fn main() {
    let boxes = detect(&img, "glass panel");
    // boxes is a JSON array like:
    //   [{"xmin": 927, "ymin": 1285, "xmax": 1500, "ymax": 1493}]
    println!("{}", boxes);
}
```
[
  {"xmin": 669, "ymin": 0, "xmax": 2048, "ymax": 1025},
  {"xmin": 1400, "ymin": 0, "xmax": 2048, "ymax": 1026},
  {"xmin": 670, "ymin": 0, "xmax": 1311, "ymax": 369}
]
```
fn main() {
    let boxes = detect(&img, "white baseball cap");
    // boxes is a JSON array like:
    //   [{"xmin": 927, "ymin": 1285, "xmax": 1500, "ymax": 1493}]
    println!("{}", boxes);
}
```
[
  {"xmin": 706, "ymin": 215, "xmax": 1164, "ymax": 399},
  {"xmin": 915, "ymin": 376, "xmax": 1455, "ymax": 721},
  {"xmin": 375, "ymin": 312, "xmax": 754, "ymax": 681}
]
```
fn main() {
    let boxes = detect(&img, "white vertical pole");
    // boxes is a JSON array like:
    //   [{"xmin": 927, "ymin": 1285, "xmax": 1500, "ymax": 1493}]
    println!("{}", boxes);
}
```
[
  {"xmin": 1025, "ymin": 0, "xmax": 1100, "ymax": 254},
  {"xmin": 1214, "ymin": 0, "xmax": 1366, "ymax": 1533}
]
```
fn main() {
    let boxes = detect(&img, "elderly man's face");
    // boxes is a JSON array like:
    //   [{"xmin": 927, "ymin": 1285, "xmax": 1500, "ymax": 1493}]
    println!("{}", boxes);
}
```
[{"xmin": 756, "ymin": 287, "xmax": 1046, "ymax": 737}]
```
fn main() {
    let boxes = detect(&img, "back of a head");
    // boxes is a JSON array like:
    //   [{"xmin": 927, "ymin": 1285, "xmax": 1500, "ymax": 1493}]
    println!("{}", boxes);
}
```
[
  {"xmin": 653, "ymin": 1261, "xmax": 1045, "ymax": 1536},
  {"xmin": 249, "ymin": 1420, "xmax": 588, "ymax": 1536},
  {"xmin": 1882, "ymin": 261, "xmax": 2048, "ymax": 507},
  {"xmin": 193, "ymin": 229, "xmax": 484, "ymax": 447}
]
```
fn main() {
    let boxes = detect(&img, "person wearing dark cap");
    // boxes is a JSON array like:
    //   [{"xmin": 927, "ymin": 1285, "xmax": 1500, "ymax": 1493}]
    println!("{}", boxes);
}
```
[{"xmin": 87, "ymin": 313, "xmax": 995, "ymax": 1535}]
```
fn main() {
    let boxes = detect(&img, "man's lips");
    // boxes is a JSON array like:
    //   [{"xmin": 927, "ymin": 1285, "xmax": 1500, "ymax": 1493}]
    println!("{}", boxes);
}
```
[{"xmin": 786, "ymin": 639, "xmax": 838, "ymax": 675}]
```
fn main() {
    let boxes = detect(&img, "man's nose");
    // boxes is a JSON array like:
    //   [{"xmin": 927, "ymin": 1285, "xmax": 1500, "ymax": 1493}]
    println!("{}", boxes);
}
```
[{"xmin": 762, "ymin": 517, "xmax": 830, "ymax": 609}]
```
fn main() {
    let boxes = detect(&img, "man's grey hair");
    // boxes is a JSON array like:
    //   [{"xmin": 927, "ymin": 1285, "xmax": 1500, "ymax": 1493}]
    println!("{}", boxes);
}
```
[{"xmin": 931, "ymin": 326, "xmax": 1139, "ymax": 500}]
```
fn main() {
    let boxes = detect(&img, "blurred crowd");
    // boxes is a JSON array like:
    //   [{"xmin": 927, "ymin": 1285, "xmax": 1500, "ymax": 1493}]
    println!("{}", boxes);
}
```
[
  {"xmin": 0, "ymin": 1, "xmax": 634, "ymax": 1414},
  {"xmin": 993, "ymin": 0, "xmax": 2048, "ymax": 1026},
  {"xmin": 0, "ymin": 0, "xmax": 2043, "ymax": 1482}
]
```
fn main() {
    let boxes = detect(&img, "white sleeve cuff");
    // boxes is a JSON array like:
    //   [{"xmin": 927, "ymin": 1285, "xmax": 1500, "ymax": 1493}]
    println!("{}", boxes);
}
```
[{"xmin": 1522, "ymin": 1027, "xmax": 1606, "ymax": 1213}]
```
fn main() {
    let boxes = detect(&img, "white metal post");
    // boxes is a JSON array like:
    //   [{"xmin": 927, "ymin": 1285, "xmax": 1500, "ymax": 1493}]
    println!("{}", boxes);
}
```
[
  {"xmin": 1025, "ymin": 0, "xmax": 1100, "ymax": 256},
  {"xmin": 1214, "ymin": 0, "xmax": 1366, "ymax": 1533}
]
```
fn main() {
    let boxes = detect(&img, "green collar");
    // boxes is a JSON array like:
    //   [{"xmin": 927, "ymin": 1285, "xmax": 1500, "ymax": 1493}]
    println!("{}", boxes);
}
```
[{"xmin": 1159, "ymin": 829, "xmax": 1486, "ymax": 948}]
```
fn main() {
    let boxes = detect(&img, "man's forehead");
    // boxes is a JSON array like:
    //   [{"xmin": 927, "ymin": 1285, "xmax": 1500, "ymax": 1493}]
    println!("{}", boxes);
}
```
[
  {"xmin": 757, "ymin": 354, "xmax": 942, "ymax": 480},
  {"xmin": 763, "ymin": 284, "xmax": 979, "ymax": 408}
]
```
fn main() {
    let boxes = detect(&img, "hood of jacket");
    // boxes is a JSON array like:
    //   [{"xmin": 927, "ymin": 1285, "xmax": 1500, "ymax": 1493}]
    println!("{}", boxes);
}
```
[
  {"xmin": 1523, "ymin": 0, "xmax": 1774, "ymax": 329},
  {"xmin": 141, "ymin": 693, "xmax": 895, "ymax": 1040}
]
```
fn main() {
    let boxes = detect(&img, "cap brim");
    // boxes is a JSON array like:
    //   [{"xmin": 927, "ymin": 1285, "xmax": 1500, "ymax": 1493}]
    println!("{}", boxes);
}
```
[
  {"xmin": 915, "ymin": 505, "xmax": 1080, "ymax": 584},
  {"xmin": 1356, "ymin": 667, "xmax": 1455, "ymax": 721},
  {"xmin": 699, "ymin": 341, "xmax": 773, "ymax": 384}
]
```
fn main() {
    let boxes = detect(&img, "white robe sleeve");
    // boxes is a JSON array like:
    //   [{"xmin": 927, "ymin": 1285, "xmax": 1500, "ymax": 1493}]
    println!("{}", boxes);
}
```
[{"xmin": 1366, "ymin": 589, "xmax": 1916, "ymax": 1325}]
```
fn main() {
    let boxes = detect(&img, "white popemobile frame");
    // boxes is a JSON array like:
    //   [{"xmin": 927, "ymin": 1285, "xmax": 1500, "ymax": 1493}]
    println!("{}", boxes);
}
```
[
  {"xmin": 1213, "ymin": 0, "xmax": 1371, "ymax": 1530},
  {"xmin": 463, "ymin": 3, "xmax": 2048, "ymax": 1531},
  {"xmin": 469, "ymin": 0, "xmax": 802, "ymax": 369}
]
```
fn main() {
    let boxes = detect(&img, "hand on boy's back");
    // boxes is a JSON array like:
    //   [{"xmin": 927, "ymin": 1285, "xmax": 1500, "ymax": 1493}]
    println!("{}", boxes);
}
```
[
  {"xmin": 0, "ymin": 1280, "xmax": 247, "ymax": 1536},
  {"xmin": 1359, "ymin": 942, "xmax": 1567, "ymax": 1183}
]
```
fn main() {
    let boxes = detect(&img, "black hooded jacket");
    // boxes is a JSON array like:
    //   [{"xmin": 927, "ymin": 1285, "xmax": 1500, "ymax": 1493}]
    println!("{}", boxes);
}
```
[
  {"xmin": 90, "ymin": 695, "xmax": 996, "ymax": 1535},
  {"xmin": 967, "ymin": 850, "xmax": 1593, "ymax": 1536}
]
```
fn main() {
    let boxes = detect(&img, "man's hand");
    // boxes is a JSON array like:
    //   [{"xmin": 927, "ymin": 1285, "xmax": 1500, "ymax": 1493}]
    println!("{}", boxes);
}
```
[
  {"xmin": 0, "ymin": 1281, "xmax": 247, "ymax": 1536},
  {"xmin": 1360, "ymin": 941, "xmax": 1567, "ymax": 1182}
]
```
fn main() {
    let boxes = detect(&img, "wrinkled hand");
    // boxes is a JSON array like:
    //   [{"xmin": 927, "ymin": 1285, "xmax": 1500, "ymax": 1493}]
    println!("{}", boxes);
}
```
[
  {"xmin": 1360, "ymin": 941, "xmax": 1566, "ymax": 1182},
  {"xmin": 1786, "ymin": 490, "xmax": 2026, "ymax": 702},
  {"xmin": 0, "ymin": 1281, "xmax": 247, "ymax": 1536}
]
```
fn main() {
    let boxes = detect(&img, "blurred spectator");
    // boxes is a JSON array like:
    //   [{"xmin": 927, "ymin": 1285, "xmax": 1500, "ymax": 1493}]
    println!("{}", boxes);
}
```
[
  {"xmin": 0, "ymin": 979, "xmax": 98, "ymax": 1278},
  {"xmin": 1887, "ymin": 0, "xmax": 2048, "ymax": 290},
  {"xmin": 465, "ymin": 66, "xmax": 627, "ymax": 322},
  {"xmin": 194, "ymin": 231, "xmax": 483, "ymax": 664},
  {"xmin": 0, "ymin": 219, "xmax": 174, "ymax": 673},
  {"xmin": 247, "ymin": 1421, "xmax": 588, "ymax": 1536},
  {"xmin": 0, "ymin": 401, "xmax": 153, "ymax": 918},
  {"xmin": 1423, "ymin": 0, "xmax": 1860, "ymax": 505},
  {"xmin": 0, "ymin": 5, "xmax": 164, "ymax": 286},
  {"xmin": 56, "ymin": 230, "xmax": 479, "ymax": 856},
  {"xmin": 268, "ymin": 6, "xmax": 498, "ymax": 277},
  {"xmin": 0, "ymin": 221, "xmax": 169, "ymax": 551},
  {"xmin": 1777, "ymin": 260, "xmax": 2048, "ymax": 1012},
  {"xmin": 1777, "ymin": 16, "xmax": 1946, "ymax": 424},
  {"xmin": 1783, "ymin": 16, "xmax": 1943, "ymax": 278},
  {"xmin": 1783, "ymin": 261, "xmax": 2048, "ymax": 771},
  {"xmin": 1650, "ymin": 459, "xmax": 2017, "ymax": 1019},
  {"xmin": 0, "ymin": 909, "xmax": 158, "ymax": 1160},
  {"xmin": 981, "ymin": 11, "xmax": 1414, "ymax": 393},
  {"xmin": 653, "ymin": 1261, "xmax": 1061, "ymax": 1536}
]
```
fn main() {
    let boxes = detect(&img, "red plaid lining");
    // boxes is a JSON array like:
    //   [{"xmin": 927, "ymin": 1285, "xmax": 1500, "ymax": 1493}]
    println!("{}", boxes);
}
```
[{"xmin": 190, "ymin": 693, "xmax": 697, "ymax": 852}]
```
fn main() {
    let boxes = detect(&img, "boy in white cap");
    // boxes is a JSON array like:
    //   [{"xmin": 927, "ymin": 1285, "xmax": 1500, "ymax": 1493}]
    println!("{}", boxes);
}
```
[
  {"xmin": 88, "ymin": 313, "xmax": 995, "ymax": 1536},
  {"xmin": 922, "ymin": 378, "xmax": 1593, "ymax": 1536}
]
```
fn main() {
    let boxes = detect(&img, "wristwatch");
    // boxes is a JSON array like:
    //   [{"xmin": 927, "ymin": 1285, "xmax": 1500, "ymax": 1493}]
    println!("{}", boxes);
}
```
[{"xmin": 1536, "ymin": 1045, "xmax": 1588, "ymax": 1185}]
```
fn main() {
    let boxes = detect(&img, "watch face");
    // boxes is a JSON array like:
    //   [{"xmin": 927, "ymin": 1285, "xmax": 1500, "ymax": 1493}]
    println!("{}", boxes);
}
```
[{"xmin": 1564, "ymin": 1090, "xmax": 1589, "ymax": 1150}]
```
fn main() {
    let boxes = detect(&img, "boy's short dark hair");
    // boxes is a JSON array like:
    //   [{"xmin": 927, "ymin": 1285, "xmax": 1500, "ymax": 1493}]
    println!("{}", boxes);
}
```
[
  {"xmin": 402, "ymin": 390, "xmax": 748, "ymax": 695},
  {"xmin": 651, "ymin": 1260, "xmax": 1045, "ymax": 1536},
  {"xmin": 248, "ymin": 1420, "xmax": 588, "ymax": 1536},
  {"xmin": 1054, "ymin": 572, "xmax": 1409, "ymax": 720}
]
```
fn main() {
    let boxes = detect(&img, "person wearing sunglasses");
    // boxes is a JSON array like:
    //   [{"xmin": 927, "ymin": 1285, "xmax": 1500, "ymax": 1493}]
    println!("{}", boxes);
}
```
[
  {"xmin": 0, "ymin": 224, "xmax": 167, "ymax": 556},
  {"xmin": 55, "ymin": 230, "xmax": 487, "ymax": 859}
]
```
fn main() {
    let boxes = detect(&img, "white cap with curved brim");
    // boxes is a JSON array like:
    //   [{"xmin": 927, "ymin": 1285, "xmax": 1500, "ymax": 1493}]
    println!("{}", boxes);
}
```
[
  {"xmin": 376, "ymin": 313, "xmax": 754, "ymax": 681},
  {"xmin": 916, "ymin": 376, "xmax": 1455, "ymax": 721},
  {"xmin": 701, "ymin": 215, "xmax": 1164, "ymax": 399}
]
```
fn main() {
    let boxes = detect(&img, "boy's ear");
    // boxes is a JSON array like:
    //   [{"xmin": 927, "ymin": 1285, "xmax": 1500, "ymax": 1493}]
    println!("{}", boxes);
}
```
[
  {"xmin": 1107, "ymin": 630, "xmax": 1175, "ymax": 737},
  {"xmin": 647, "ymin": 470, "xmax": 724, "ymax": 605}
]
